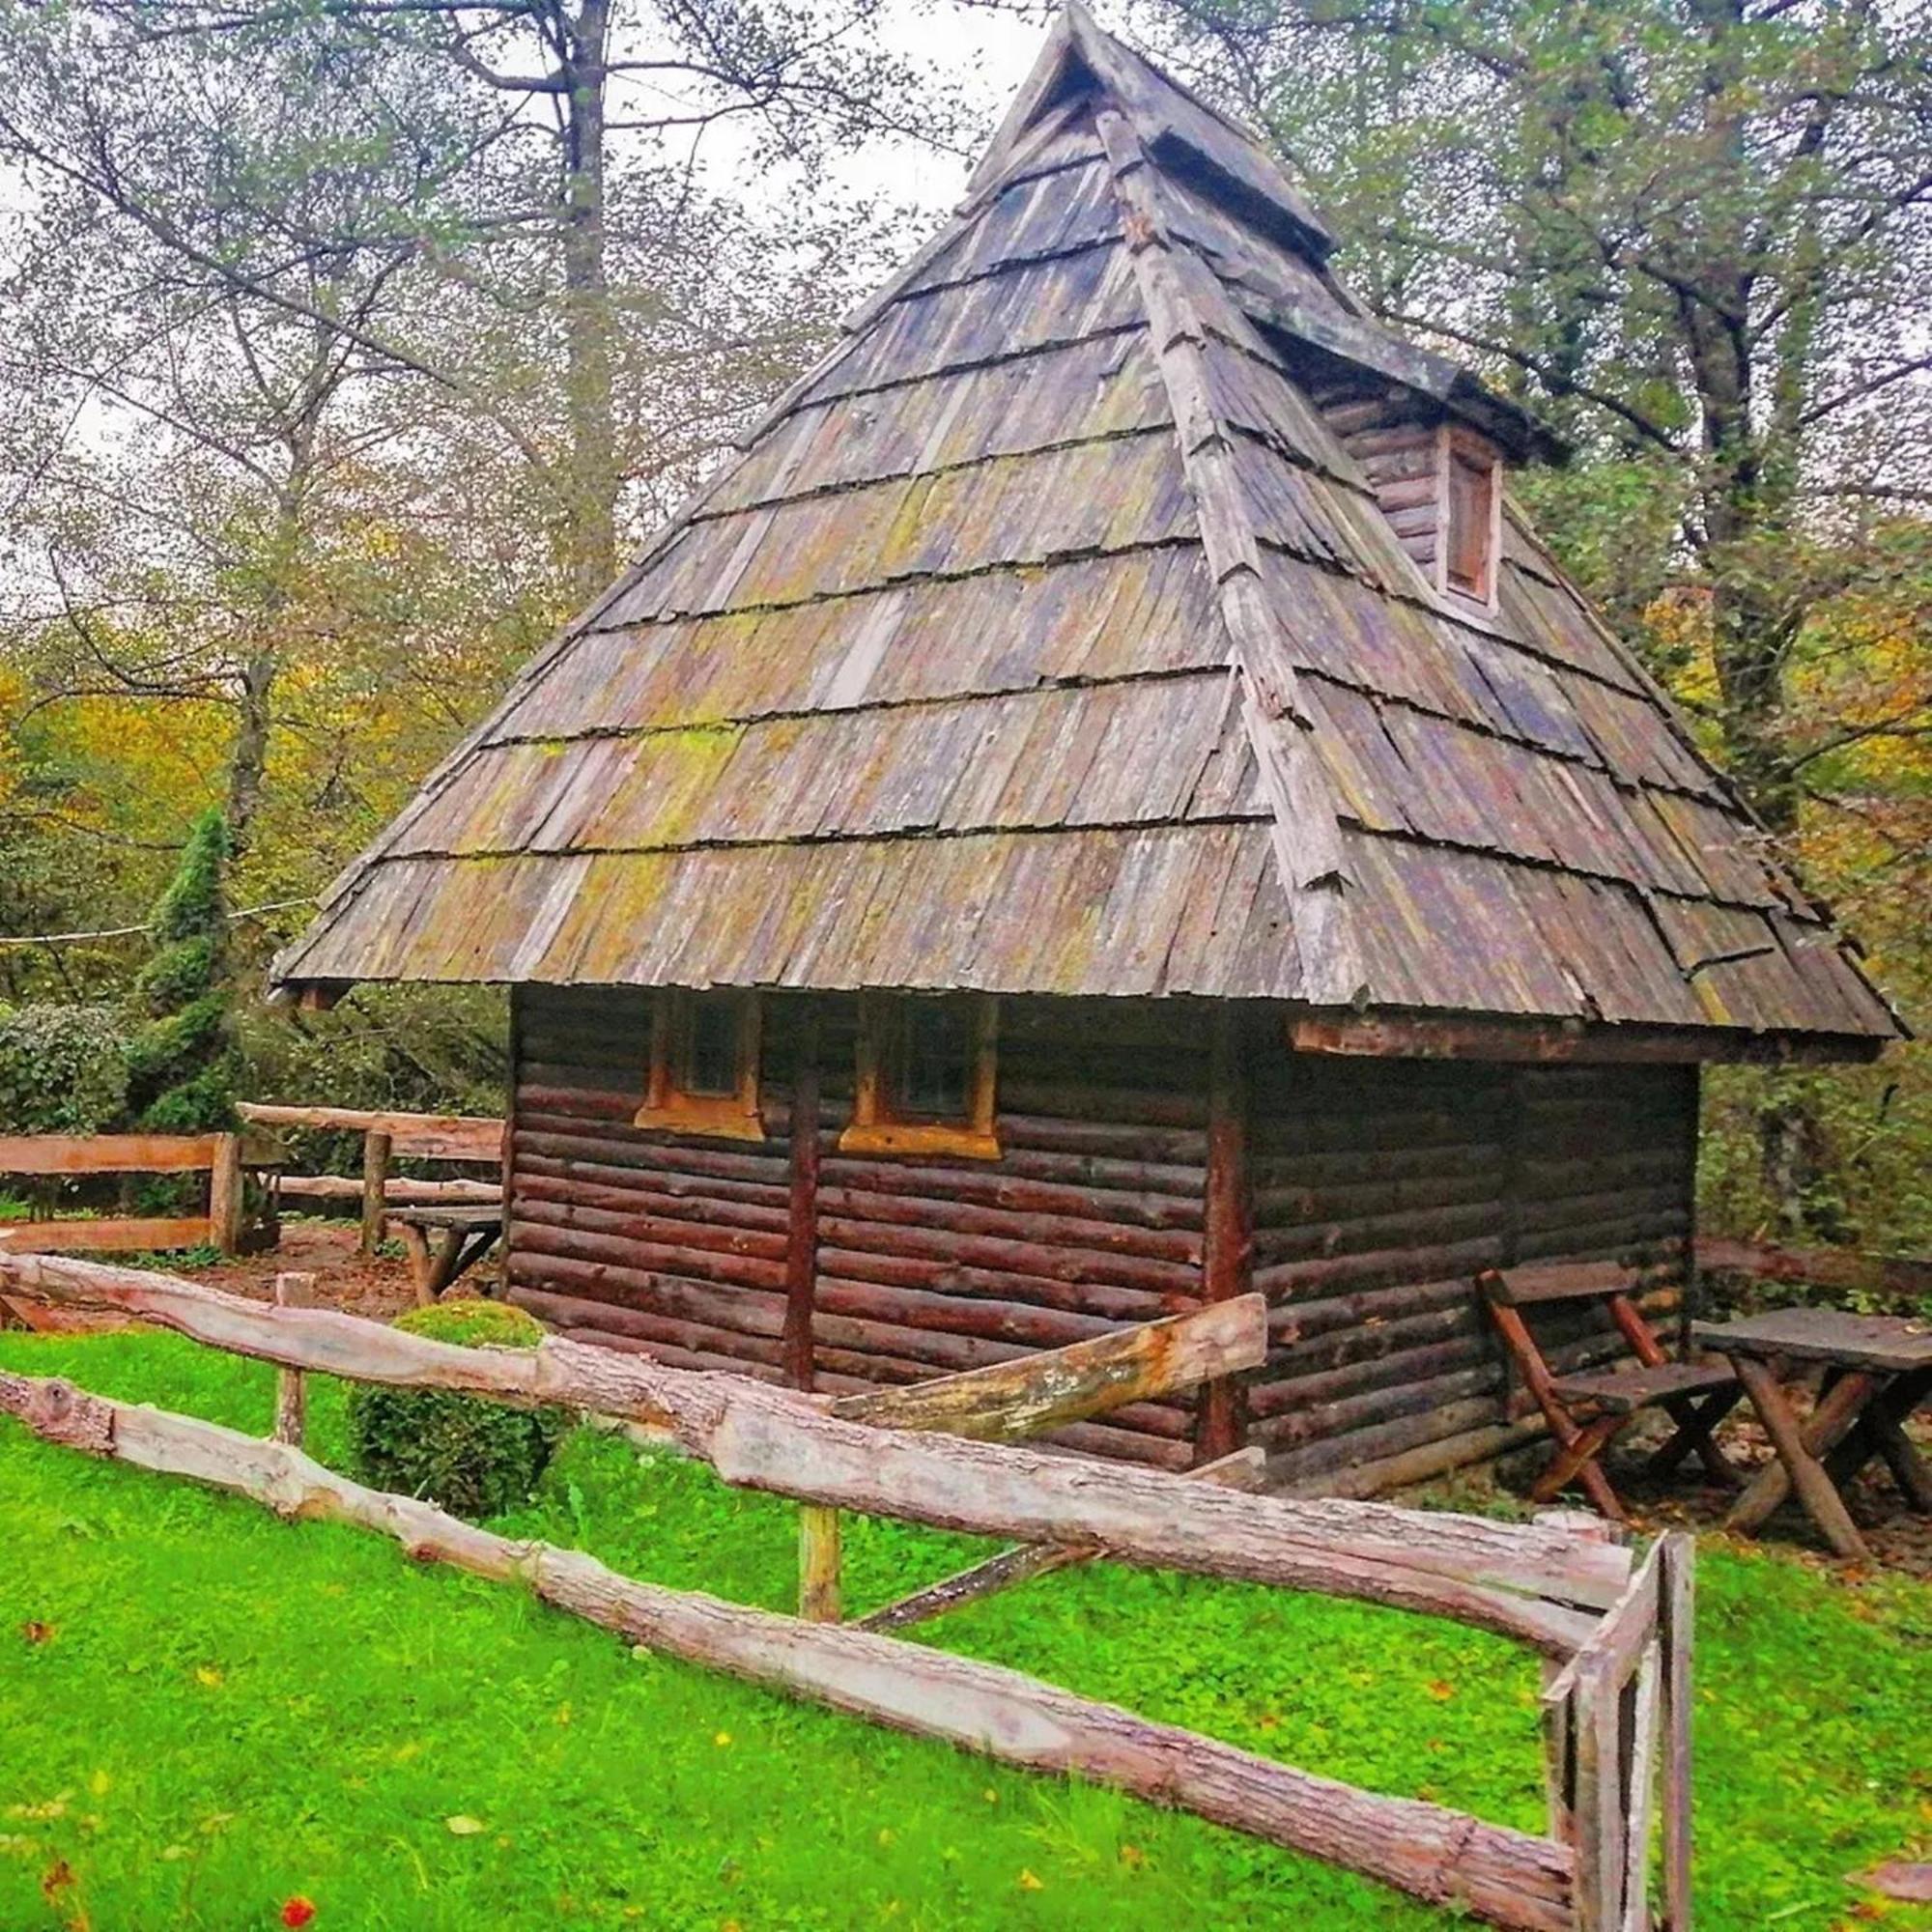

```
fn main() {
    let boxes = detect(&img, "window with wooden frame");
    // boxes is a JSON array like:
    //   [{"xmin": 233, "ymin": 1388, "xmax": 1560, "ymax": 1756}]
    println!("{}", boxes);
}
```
[
  {"xmin": 635, "ymin": 989, "xmax": 764, "ymax": 1141},
  {"xmin": 840, "ymin": 994, "xmax": 999, "ymax": 1161},
  {"xmin": 1439, "ymin": 425, "xmax": 1501, "ymax": 607}
]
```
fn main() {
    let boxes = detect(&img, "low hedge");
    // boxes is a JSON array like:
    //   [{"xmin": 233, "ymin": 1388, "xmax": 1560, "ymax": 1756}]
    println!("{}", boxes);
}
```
[{"xmin": 345, "ymin": 1299, "xmax": 566, "ymax": 1519}]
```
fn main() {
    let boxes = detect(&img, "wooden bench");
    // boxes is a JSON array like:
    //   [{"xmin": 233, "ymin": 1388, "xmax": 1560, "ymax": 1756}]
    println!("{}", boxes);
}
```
[{"xmin": 1478, "ymin": 1261, "xmax": 1741, "ymax": 1520}]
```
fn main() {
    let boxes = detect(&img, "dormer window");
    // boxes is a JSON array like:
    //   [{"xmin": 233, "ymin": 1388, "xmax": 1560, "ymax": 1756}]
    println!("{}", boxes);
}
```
[{"xmin": 1440, "ymin": 426, "xmax": 1500, "ymax": 607}]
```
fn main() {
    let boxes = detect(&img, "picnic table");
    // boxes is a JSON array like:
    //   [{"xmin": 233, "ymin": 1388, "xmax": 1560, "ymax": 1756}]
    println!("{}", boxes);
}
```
[
  {"xmin": 1692, "ymin": 1308, "xmax": 1932, "ymax": 1561},
  {"xmin": 385, "ymin": 1204, "xmax": 503, "ymax": 1306}
]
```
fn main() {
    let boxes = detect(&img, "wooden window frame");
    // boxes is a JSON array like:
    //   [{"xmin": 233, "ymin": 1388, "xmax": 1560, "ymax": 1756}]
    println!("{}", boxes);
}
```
[
  {"xmin": 1436, "ymin": 424, "xmax": 1501, "ymax": 610},
  {"xmin": 839, "ymin": 993, "xmax": 1000, "ymax": 1162},
  {"xmin": 635, "ymin": 989, "xmax": 765, "ymax": 1143}
]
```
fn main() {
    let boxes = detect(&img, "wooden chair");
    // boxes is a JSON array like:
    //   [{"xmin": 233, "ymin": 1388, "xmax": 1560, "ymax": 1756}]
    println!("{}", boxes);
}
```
[{"xmin": 1478, "ymin": 1261, "xmax": 1742, "ymax": 1520}]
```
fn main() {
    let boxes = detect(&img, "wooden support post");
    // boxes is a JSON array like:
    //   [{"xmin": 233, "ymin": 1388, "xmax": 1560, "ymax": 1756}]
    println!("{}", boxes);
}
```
[
  {"xmin": 359, "ymin": 1130, "xmax": 392, "ymax": 1256},
  {"xmin": 1196, "ymin": 1007, "xmax": 1253, "ymax": 1465},
  {"xmin": 782, "ymin": 1009, "xmax": 821, "ymax": 1392},
  {"xmin": 1572, "ymin": 1654, "xmax": 1626, "ymax": 1932},
  {"xmin": 272, "ymin": 1271, "xmax": 316, "ymax": 1446},
  {"xmin": 798, "ymin": 1503, "xmax": 841, "ymax": 1623},
  {"xmin": 1658, "ymin": 1535, "xmax": 1694, "ymax": 1932},
  {"xmin": 1622, "ymin": 1643, "xmax": 1662, "ymax": 1932},
  {"xmin": 208, "ymin": 1132, "xmax": 243, "ymax": 1256}
]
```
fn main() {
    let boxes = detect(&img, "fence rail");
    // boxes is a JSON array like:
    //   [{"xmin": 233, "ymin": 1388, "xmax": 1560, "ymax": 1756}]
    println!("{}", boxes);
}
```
[
  {"xmin": 235, "ymin": 1104, "xmax": 502, "ymax": 1253},
  {"xmin": 0, "ymin": 1132, "xmax": 244, "ymax": 1257},
  {"xmin": 0, "ymin": 1252, "xmax": 1692, "ymax": 1931}
]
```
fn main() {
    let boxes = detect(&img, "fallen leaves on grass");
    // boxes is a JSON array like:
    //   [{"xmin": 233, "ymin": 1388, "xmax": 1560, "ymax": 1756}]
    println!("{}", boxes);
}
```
[
  {"xmin": 20, "ymin": 1620, "xmax": 54, "ymax": 1644},
  {"xmin": 443, "ymin": 1816, "xmax": 485, "ymax": 1837}
]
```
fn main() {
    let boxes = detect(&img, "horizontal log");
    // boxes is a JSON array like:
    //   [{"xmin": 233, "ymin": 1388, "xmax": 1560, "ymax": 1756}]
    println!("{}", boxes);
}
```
[
  {"xmin": 813, "ymin": 1276, "xmax": 1117, "ymax": 1351},
  {"xmin": 0, "ymin": 1133, "xmax": 218, "ymax": 1176},
  {"xmin": 558, "ymin": 1324, "xmax": 787, "ymax": 1383},
  {"xmin": 1258, "ymin": 1236, "xmax": 1507, "ymax": 1300},
  {"xmin": 514, "ymin": 1139, "xmax": 793, "ymax": 1210},
  {"xmin": 1253, "ymin": 1362, "xmax": 1505, "ymax": 1452},
  {"xmin": 516, "ymin": 1113, "xmax": 790, "ymax": 1183},
  {"xmin": 514, "ymin": 1192, "xmax": 790, "ymax": 1264},
  {"xmin": 0, "ymin": 1258, "xmax": 1630, "ymax": 1647},
  {"xmin": 813, "ymin": 1215, "xmax": 1198, "ymax": 1297},
  {"xmin": 1267, "ymin": 1276, "xmax": 1481, "ymax": 1347},
  {"xmin": 816, "ymin": 1155, "xmax": 1204, "ymax": 1232},
  {"xmin": 1253, "ymin": 1167, "xmax": 1501, "ymax": 1231},
  {"xmin": 280, "ymin": 1175, "xmax": 501, "ymax": 1206},
  {"xmin": 815, "ymin": 1182, "xmax": 1201, "ymax": 1262},
  {"xmin": 814, "ymin": 1247, "xmax": 1184, "ymax": 1322},
  {"xmin": 0, "ymin": 1216, "xmax": 213, "ymax": 1254},
  {"xmin": 830, "ymin": 1295, "xmax": 1265, "ymax": 1442},
  {"xmin": 1249, "ymin": 1333, "xmax": 1494, "ymax": 1420},
  {"xmin": 524, "ymin": 1293, "xmax": 787, "ymax": 1371},
  {"xmin": 237, "ymin": 1103, "xmax": 500, "ymax": 1161},
  {"xmin": 1261, "ymin": 1301, "xmax": 1479, "ymax": 1381},
  {"xmin": 1250, "ymin": 1142, "xmax": 1505, "ymax": 1192},
  {"xmin": 1267, "ymin": 1395, "xmax": 1524, "ymax": 1488},
  {"xmin": 997, "ymin": 1079, "xmax": 1208, "ymax": 1129},
  {"xmin": 506, "ymin": 1250, "xmax": 788, "ymax": 1341},
  {"xmin": 1291, "ymin": 1417, "xmax": 1549, "ymax": 1501},
  {"xmin": 994, "ymin": 1113, "xmax": 1208, "ymax": 1166},
  {"xmin": 0, "ymin": 1371, "xmax": 1576, "ymax": 1932},
  {"xmin": 1255, "ymin": 1200, "xmax": 1501, "ymax": 1267},
  {"xmin": 507, "ymin": 1217, "xmax": 789, "ymax": 1293},
  {"xmin": 515, "ymin": 1169, "xmax": 789, "ymax": 1236}
]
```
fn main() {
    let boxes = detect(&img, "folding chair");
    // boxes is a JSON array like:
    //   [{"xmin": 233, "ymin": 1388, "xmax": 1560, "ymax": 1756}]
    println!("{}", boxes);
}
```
[{"xmin": 1478, "ymin": 1261, "xmax": 1742, "ymax": 1520}]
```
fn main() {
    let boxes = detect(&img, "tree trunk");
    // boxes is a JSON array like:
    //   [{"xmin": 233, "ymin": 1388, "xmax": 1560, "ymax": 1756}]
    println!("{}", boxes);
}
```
[{"xmin": 558, "ymin": 0, "xmax": 618, "ymax": 603}]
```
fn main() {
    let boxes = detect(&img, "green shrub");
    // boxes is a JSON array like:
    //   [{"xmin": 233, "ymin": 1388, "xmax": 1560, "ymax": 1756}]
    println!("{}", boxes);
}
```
[
  {"xmin": 0, "ymin": 1003, "xmax": 129, "ymax": 1134},
  {"xmin": 345, "ymin": 1299, "xmax": 565, "ymax": 1519}
]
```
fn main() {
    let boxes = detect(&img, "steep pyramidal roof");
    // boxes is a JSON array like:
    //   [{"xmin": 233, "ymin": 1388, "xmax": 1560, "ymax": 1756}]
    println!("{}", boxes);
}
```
[{"xmin": 274, "ymin": 5, "xmax": 1898, "ymax": 1050}]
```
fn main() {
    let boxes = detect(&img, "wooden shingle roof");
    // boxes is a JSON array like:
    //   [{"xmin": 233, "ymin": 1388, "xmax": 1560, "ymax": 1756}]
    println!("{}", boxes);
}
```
[{"xmin": 272, "ymin": 5, "xmax": 1899, "ymax": 1054}]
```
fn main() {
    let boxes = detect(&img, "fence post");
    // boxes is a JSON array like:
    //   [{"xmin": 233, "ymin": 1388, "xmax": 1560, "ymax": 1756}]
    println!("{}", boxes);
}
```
[
  {"xmin": 208, "ymin": 1133, "xmax": 243, "ymax": 1255},
  {"xmin": 1571, "ymin": 1652, "xmax": 1625, "ymax": 1932},
  {"xmin": 1659, "ymin": 1534, "xmax": 1695, "ymax": 1930},
  {"xmin": 798, "ymin": 1504, "xmax": 842, "ymax": 1623},
  {"xmin": 359, "ymin": 1130, "xmax": 392, "ymax": 1256},
  {"xmin": 273, "ymin": 1271, "xmax": 316, "ymax": 1446}
]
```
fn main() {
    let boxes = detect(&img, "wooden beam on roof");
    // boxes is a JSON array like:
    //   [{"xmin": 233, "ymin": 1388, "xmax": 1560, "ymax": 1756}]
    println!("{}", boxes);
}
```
[{"xmin": 1286, "ymin": 1011, "xmax": 1889, "ymax": 1066}]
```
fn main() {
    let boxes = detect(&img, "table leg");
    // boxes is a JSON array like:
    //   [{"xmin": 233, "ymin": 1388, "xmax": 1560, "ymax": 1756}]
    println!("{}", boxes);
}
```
[
  {"xmin": 1727, "ymin": 1358, "xmax": 1876, "ymax": 1560},
  {"xmin": 1844, "ymin": 1368, "xmax": 1932, "ymax": 1513},
  {"xmin": 394, "ymin": 1221, "xmax": 435, "ymax": 1305}
]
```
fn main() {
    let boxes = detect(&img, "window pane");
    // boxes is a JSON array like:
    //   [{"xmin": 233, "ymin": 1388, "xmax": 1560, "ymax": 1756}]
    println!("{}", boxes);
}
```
[
  {"xmin": 681, "ymin": 996, "xmax": 741, "ymax": 1097},
  {"xmin": 896, "ymin": 1000, "xmax": 973, "ymax": 1121}
]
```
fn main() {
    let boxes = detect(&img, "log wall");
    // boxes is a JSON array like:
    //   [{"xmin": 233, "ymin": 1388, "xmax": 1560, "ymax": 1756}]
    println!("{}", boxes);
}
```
[
  {"xmin": 505, "ymin": 988, "xmax": 1696, "ymax": 1489},
  {"xmin": 507, "ymin": 988, "xmax": 1213, "ymax": 1471},
  {"xmin": 1249, "ymin": 1055, "xmax": 1696, "ymax": 1494}
]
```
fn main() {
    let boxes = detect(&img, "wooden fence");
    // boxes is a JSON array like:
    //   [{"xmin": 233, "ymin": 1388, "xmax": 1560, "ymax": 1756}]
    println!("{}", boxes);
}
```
[
  {"xmin": 0, "ymin": 1133, "xmax": 244, "ymax": 1256},
  {"xmin": 0, "ymin": 1252, "xmax": 1692, "ymax": 1931},
  {"xmin": 236, "ymin": 1104, "xmax": 503, "ymax": 1251}
]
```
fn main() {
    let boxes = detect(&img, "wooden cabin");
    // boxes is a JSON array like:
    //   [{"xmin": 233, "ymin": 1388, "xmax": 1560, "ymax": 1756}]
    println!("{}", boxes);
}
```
[{"xmin": 272, "ymin": 7, "xmax": 1899, "ymax": 1492}]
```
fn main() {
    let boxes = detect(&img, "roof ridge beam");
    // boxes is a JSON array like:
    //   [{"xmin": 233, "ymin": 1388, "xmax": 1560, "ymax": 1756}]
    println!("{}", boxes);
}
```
[{"xmin": 1095, "ymin": 105, "xmax": 1365, "ymax": 1009}]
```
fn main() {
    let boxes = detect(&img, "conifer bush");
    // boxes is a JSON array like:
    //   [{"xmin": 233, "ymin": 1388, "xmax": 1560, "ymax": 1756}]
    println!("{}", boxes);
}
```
[
  {"xmin": 127, "ymin": 810, "xmax": 241, "ymax": 1132},
  {"xmin": 346, "ymin": 1299, "xmax": 566, "ymax": 1519}
]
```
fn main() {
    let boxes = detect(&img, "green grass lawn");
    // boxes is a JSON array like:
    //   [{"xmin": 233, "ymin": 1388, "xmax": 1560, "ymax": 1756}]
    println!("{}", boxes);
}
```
[{"xmin": 1, "ymin": 1330, "xmax": 1927, "ymax": 1932}]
